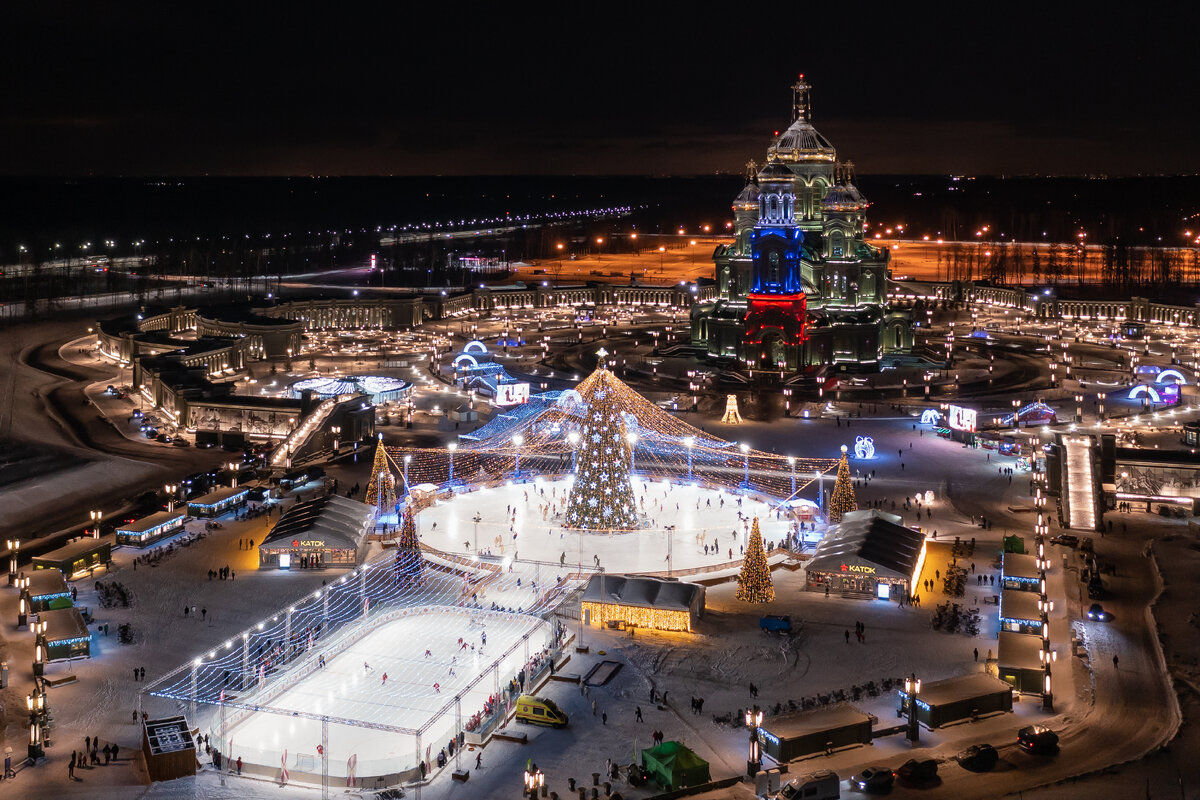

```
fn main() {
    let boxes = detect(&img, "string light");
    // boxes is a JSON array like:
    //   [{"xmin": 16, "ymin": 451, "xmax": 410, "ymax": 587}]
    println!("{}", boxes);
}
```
[
  {"xmin": 580, "ymin": 602, "xmax": 692, "ymax": 632},
  {"xmin": 828, "ymin": 445, "xmax": 857, "ymax": 523}
]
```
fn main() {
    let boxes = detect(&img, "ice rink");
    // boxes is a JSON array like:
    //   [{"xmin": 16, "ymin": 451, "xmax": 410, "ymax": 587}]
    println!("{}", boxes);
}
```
[
  {"xmin": 414, "ymin": 477, "xmax": 808, "ymax": 572},
  {"xmin": 224, "ymin": 607, "xmax": 552, "ymax": 778}
]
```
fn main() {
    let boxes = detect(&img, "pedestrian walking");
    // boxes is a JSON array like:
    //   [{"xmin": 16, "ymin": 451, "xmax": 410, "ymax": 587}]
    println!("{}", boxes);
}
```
[
  {"xmin": 592, "ymin": 699, "xmax": 597, "ymax": 716},
  {"xmin": 476, "ymin": 751, "xmax": 483, "ymax": 769},
  {"xmin": 69, "ymin": 751, "xmax": 76, "ymax": 780},
  {"xmin": 635, "ymin": 706, "xmax": 643, "ymax": 722},
  {"xmin": 1113, "ymin": 654, "xmax": 1119, "ymax": 669},
  {"xmin": 974, "ymin": 647, "xmax": 979, "ymax": 662},
  {"xmin": 844, "ymin": 629, "xmax": 851, "ymax": 644},
  {"xmin": 237, "ymin": 756, "xmax": 242, "ymax": 775},
  {"xmin": 602, "ymin": 712, "xmax": 607, "ymax": 725}
]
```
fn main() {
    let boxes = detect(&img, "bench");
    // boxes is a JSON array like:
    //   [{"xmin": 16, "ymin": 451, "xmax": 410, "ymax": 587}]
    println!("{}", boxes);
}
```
[
  {"xmin": 44, "ymin": 675, "xmax": 78, "ymax": 688},
  {"xmin": 492, "ymin": 729, "xmax": 528, "ymax": 744}
]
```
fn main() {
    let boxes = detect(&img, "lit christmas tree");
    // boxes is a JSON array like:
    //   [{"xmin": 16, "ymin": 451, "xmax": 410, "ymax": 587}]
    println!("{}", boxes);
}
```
[
  {"xmin": 365, "ymin": 439, "xmax": 397, "ymax": 514},
  {"xmin": 564, "ymin": 354, "xmax": 640, "ymax": 530},
  {"xmin": 393, "ymin": 506, "xmax": 423, "ymax": 579},
  {"xmin": 827, "ymin": 444, "xmax": 857, "ymax": 524},
  {"xmin": 736, "ymin": 517, "xmax": 775, "ymax": 603}
]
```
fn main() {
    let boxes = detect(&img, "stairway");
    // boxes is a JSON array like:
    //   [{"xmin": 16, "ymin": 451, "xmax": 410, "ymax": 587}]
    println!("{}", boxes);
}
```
[
  {"xmin": 270, "ymin": 397, "xmax": 338, "ymax": 468},
  {"xmin": 1063, "ymin": 437, "xmax": 1097, "ymax": 531}
]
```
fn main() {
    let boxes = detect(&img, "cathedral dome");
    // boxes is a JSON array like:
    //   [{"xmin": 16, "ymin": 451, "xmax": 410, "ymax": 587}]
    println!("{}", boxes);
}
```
[
  {"xmin": 756, "ymin": 160, "xmax": 793, "ymax": 183},
  {"xmin": 769, "ymin": 117, "xmax": 836, "ymax": 163},
  {"xmin": 822, "ymin": 182, "xmax": 868, "ymax": 212},
  {"xmin": 735, "ymin": 181, "xmax": 760, "ymax": 203}
]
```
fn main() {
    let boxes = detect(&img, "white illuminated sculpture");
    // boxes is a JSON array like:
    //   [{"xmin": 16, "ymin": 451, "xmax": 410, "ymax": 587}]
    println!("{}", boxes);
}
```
[
  {"xmin": 920, "ymin": 409, "xmax": 941, "ymax": 425},
  {"xmin": 853, "ymin": 435, "xmax": 875, "ymax": 460}
]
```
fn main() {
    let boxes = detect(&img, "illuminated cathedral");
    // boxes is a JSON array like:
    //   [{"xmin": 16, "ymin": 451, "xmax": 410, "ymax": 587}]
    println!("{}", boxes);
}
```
[{"xmin": 690, "ymin": 75, "xmax": 913, "ymax": 373}]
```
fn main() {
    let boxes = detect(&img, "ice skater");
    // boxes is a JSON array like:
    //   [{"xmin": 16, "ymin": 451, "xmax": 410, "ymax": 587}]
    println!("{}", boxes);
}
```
[
  {"xmin": 382, "ymin": 673, "xmax": 388, "ymax": 685},
  {"xmin": 364, "ymin": 661, "xmax": 373, "ymax": 673},
  {"xmin": 425, "ymin": 649, "xmax": 432, "ymax": 658},
  {"xmin": 433, "ymin": 682, "xmax": 441, "ymax": 693}
]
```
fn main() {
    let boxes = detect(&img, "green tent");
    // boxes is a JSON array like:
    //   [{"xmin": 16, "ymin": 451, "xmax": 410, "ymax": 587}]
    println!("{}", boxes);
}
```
[
  {"xmin": 1003, "ymin": 535, "xmax": 1025, "ymax": 554},
  {"xmin": 640, "ymin": 741, "xmax": 710, "ymax": 790}
]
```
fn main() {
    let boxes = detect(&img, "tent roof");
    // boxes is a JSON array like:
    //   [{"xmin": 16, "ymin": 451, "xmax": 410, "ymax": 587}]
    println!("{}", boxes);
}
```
[
  {"xmin": 1003, "ymin": 552, "xmax": 1040, "ymax": 580},
  {"xmin": 915, "ymin": 673, "xmax": 1015, "ymax": 707},
  {"xmin": 998, "ymin": 631, "xmax": 1044, "ymax": 670},
  {"xmin": 27, "ymin": 569, "xmax": 69, "ymax": 597},
  {"xmin": 1000, "ymin": 588, "xmax": 1043, "ymax": 623},
  {"xmin": 805, "ymin": 510, "xmax": 926, "ymax": 581},
  {"xmin": 260, "ymin": 494, "xmax": 373, "ymax": 551},
  {"xmin": 641, "ymin": 740, "xmax": 708, "ymax": 770},
  {"xmin": 41, "ymin": 606, "xmax": 90, "ymax": 643},
  {"xmin": 761, "ymin": 702, "xmax": 872, "ymax": 739},
  {"xmin": 583, "ymin": 575, "xmax": 702, "ymax": 612}
]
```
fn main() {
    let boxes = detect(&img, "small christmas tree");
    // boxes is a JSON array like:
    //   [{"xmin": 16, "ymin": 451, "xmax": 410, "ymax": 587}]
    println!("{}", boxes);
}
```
[
  {"xmin": 393, "ymin": 507, "xmax": 423, "ymax": 579},
  {"xmin": 564, "ymin": 358, "xmax": 640, "ymax": 530},
  {"xmin": 736, "ymin": 517, "xmax": 775, "ymax": 603},
  {"xmin": 365, "ymin": 438, "xmax": 397, "ymax": 514},
  {"xmin": 828, "ymin": 444, "xmax": 857, "ymax": 524}
]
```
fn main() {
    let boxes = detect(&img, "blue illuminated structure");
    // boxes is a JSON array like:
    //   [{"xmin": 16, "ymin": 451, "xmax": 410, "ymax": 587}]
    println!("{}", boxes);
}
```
[
  {"xmin": 999, "ymin": 588, "xmax": 1044, "ymax": 635},
  {"xmin": 116, "ymin": 510, "xmax": 187, "ymax": 547},
  {"xmin": 187, "ymin": 486, "xmax": 250, "ymax": 518}
]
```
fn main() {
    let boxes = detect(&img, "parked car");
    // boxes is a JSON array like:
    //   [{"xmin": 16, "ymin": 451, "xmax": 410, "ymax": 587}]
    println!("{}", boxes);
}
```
[
  {"xmin": 955, "ymin": 743, "xmax": 999, "ymax": 772},
  {"xmin": 778, "ymin": 770, "xmax": 840, "ymax": 800},
  {"xmin": 173, "ymin": 438, "xmax": 190, "ymax": 447},
  {"xmin": 143, "ymin": 428, "xmax": 158, "ymax": 438},
  {"xmin": 1079, "ymin": 537, "xmax": 1094, "ymax": 554},
  {"xmin": 1050, "ymin": 534, "xmax": 1079, "ymax": 548},
  {"xmin": 156, "ymin": 434, "xmax": 173, "ymax": 443},
  {"xmin": 1086, "ymin": 603, "xmax": 1112, "ymax": 622},
  {"xmin": 1017, "ymin": 725, "xmax": 1059, "ymax": 755},
  {"xmin": 849, "ymin": 766, "xmax": 894, "ymax": 792},
  {"xmin": 896, "ymin": 759, "xmax": 938, "ymax": 786}
]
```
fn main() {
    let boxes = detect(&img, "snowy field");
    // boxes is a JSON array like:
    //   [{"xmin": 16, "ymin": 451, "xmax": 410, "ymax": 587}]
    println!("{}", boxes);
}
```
[
  {"xmin": 414, "ymin": 477, "xmax": 806, "ymax": 573},
  {"xmin": 223, "ymin": 607, "xmax": 552, "ymax": 779}
]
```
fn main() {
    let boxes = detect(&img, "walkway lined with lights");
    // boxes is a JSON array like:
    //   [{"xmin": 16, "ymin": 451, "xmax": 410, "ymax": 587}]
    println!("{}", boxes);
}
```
[{"xmin": 1064, "ymin": 436, "xmax": 1097, "ymax": 530}]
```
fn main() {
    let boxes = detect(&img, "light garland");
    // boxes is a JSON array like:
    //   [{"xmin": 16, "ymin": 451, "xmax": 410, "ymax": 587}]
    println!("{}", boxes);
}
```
[
  {"xmin": 736, "ymin": 517, "xmax": 775, "ymax": 603},
  {"xmin": 581, "ymin": 601, "xmax": 692, "ymax": 632},
  {"xmin": 828, "ymin": 447, "xmax": 857, "ymax": 524}
]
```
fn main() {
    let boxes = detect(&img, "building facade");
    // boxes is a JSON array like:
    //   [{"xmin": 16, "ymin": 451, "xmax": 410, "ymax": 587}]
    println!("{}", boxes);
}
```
[{"xmin": 691, "ymin": 76, "xmax": 913, "ymax": 372}]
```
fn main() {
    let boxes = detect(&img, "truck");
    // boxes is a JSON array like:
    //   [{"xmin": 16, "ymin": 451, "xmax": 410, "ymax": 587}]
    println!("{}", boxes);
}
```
[
  {"xmin": 777, "ymin": 769, "xmax": 839, "ymax": 799},
  {"xmin": 760, "ymin": 615, "xmax": 793, "ymax": 634}
]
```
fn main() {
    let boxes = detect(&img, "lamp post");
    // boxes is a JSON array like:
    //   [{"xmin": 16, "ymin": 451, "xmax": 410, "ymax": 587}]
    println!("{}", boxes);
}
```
[
  {"xmin": 815, "ymin": 469, "xmax": 826, "ymax": 517},
  {"xmin": 7, "ymin": 538, "xmax": 19, "ymax": 585},
  {"xmin": 1098, "ymin": 392, "xmax": 1106, "ymax": 421},
  {"xmin": 163, "ymin": 484, "xmax": 178, "ymax": 514},
  {"xmin": 472, "ymin": 512, "xmax": 481, "ymax": 554},
  {"xmin": 685, "ymin": 436, "xmax": 695, "ymax": 479},
  {"xmin": 1012, "ymin": 398, "xmax": 1020, "ymax": 433},
  {"xmin": 788, "ymin": 456, "xmax": 796, "ymax": 496},
  {"xmin": 27, "ymin": 689, "xmax": 45, "ymax": 760},
  {"xmin": 331, "ymin": 425, "xmax": 341, "ymax": 453},
  {"xmin": 568, "ymin": 431, "xmax": 580, "ymax": 472},
  {"xmin": 627, "ymin": 432, "xmax": 638, "ymax": 475},
  {"xmin": 1075, "ymin": 394, "xmax": 1083, "ymax": 423},
  {"xmin": 33, "ymin": 619, "xmax": 47, "ymax": 677},
  {"xmin": 523, "ymin": 765, "xmax": 544, "ymax": 799},
  {"xmin": 512, "ymin": 434, "xmax": 524, "ymax": 477},
  {"xmin": 744, "ymin": 705, "xmax": 763, "ymax": 777},
  {"xmin": 739, "ymin": 443, "xmax": 751, "ymax": 490},
  {"xmin": 89, "ymin": 510, "xmax": 103, "ymax": 539},
  {"xmin": 403, "ymin": 454, "xmax": 411, "ymax": 494},
  {"xmin": 447, "ymin": 441, "xmax": 457, "ymax": 484},
  {"xmin": 228, "ymin": 462, "xmax": 240, "ymax": 489},
  {"xmin": 902, "ymin": 673, "xmax": 921, "ymax": 743},
  {"xmin": 1039, "ymin": 600, "xmax": 1056, "ymax": 712}
]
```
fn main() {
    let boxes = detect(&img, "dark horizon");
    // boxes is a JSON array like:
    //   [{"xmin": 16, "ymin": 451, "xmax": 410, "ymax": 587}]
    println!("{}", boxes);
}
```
[{"xmin": 4, "ymin": 4, "xmax": 1199, "ymax": 178}]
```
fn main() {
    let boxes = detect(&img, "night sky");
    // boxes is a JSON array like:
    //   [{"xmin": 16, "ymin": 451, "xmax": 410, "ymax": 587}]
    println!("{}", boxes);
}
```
[{"xmin": 3, "ymin": 4, "xmax": 1196, "ymax": 177}]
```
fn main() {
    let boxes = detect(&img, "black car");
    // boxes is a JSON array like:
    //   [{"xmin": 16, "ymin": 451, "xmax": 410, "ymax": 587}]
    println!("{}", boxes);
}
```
[
  {"xmin": 897, "ymin": 759, "xmax": 938, "ymax": 785},
  {"xmin": 849, "ymin": 766, "xmax": 895, "ymax": 792},
  {"xmin": 1017, "ymin": 725, "xmax": 1059, "ymax": 755},
  {"xmin": 1087, "ymin": 603, "xmax": 1112, "ymax": 621},
  {"xmin": 955, "ymin": 743, "xmax": 999, "ymax": 772}
]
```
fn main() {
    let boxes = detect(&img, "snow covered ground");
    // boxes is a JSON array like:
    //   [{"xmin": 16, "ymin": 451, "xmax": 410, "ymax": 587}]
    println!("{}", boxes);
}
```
[
  {"xmin": 414, "ymin": 477, "xmax": 806, "ymax": 573},
  {"xmin": 223, "ymin": 608, "xmax": 552, "ymax": 779}
]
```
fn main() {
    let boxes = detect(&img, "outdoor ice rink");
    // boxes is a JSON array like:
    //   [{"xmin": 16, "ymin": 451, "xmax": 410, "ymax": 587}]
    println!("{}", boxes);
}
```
[
  {"xmin": 414, "ymin": 477, "xmax": 807, "ymax": 573},
  {"xmin": 223, "ymin": 607, "xmax": 552, "ymax": 778}
]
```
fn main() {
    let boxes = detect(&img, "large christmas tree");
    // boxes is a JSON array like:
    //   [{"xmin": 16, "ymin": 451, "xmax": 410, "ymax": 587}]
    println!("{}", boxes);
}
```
[
  {"xmin": 365, "ymin": 439, "xmax": 397, "ymax": 514},
  {"xmin": 827, "ymin": 444, "xmax": 857, "ymax": 524},
  {"xmin": 563, "ymin": 362, "xmax": 640, "ymax": 530},
  {"xmin": 736, "ymin": 517, "xmax": 775, "ymax": 603}
]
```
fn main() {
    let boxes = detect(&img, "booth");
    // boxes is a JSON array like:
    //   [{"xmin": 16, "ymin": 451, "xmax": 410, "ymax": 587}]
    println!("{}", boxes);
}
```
[
  {"xmin": 581, "ymin": 575, "xmax": 705, "ymax": 633},
  {"xmin": 756, "ymin": 703, "xmax": 873, "ymax": 762},
  {"xmin": 1000, "ymin": 589, "xmax": 1044, "ymax": 635},
  {"xmin": 1002, "ymin": 552, "xmax": 1040, "ymax": 591},
  {"xmin": 23, "ymin": 569, "xmax": 71, "ymax": 612},
  {"xmin": 997, "ymin": 631, "xmax": 1045, "ymax": 694},
  {"xmin": 805, "ymin": 510, "xmax": 927, "ymax": 598},
  {"xmin": 640, "ymin": 741, "xmax": 710, "ymax": 790},
  {"xmin": 142, "ymin": 716, "xmax": 197, "ymax": 782},
  {"xmin": 32, "ymin": 538, "xmax": 112, "ymax": 577},
  {"xmin": 40, "ymin": 607, "xmax": 91, "ymax": 661},
  {"xmin": 258, "ymin": 494, "xmax": 374, "ymax": 569},
  {"xmin": 115, "ymin": 511, "xmax": 186, "ymax": 547},
  {"xmin": 187, "ymin": 486, "xmax": 249, "ymax": 518},
  {"xmin": 898, "ymin": 674, "xmax": 1013, "ymax": 729}
]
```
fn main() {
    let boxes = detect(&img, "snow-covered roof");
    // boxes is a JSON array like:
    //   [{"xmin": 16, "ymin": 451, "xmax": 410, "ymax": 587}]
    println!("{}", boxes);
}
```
[
  {"xmin": 805, "ymin": 509, "xmax": 926, "ymax": 581},
  {"xmin": 1002, "ymin": 552, "xmax": 1040, "ymax": 581},
  {"xmin": 27, "ymin": 568, "xmax": 68, "ymax": 597},
  {"xmin": 41, "ymin": 606, "xmax": 89, "ymax": 643},
  {"xmin": 761, "ymin": 702, "xmax": 871, "ymax": 738},
  {"xmin": 998, "ymin": 630, "xmax": 1044, "ymax": 670},
  {"xmin": 582, "ymin": 575, "xmax": 703, "ymax": 612},
  {"xmin": 914, "ymin": 674, "xmax": 1014, "ymax": 707},
  {"xmin": 1000, "ymin": 588, "xmax": 1043, "ymax": 623},
  {"xmin": 260, "ymin": 494, "xmax": 374, "ymax": 552}
]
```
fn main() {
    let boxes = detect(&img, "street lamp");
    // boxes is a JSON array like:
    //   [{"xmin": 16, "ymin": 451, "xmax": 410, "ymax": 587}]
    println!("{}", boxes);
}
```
[
  {"xmin": 163, "ymin": 484, "xmax": 178, "ymax": 514},
  {"xmin": 523, "ymin": 765, "xmax": 544, "ymax": 799},
  {"xmin": 447, "ymin": 441, "xmax": 457, "ymax": 484},
  {"xmin": 7, "ymin": 539, "xmax": 19, "ymax": 585},
  {"xmin": 744, "ymin": 705, "xmax": 763, "ymax": 776},
  {"xmin": 567, "ymin": 431, "xmax": 580, "ymax": 472},
  {"xmin": 1098, "ymin": 392, "xmax": 1106, "ymax": 421},
  {"xmin": 403, "ymin": 454, "xmax": 411, "ymax": 494},
  {"xmin": 739, "ymin": 443, "xmax": 751, "ymax": 489},
  {"xmin": 27, "ymin": 689, "xmax": 45, "ymax": 760},
  {"xmin": 902, "ymin": 673, "xmax": 922, "ymax": 743},
  {"xmin": 1012, "ymin": 399, "xmax": 1020, "ymax": 433},
  {"xmin": 787, "ymin": 456, "xmax": 796, "ymax": 495},
  {"xmin": 331, "ymin": 425, "xmax": 341, "ymax": 453},
  {"xmin": 472, "ymin": 512, "xmax": 481, "ymax": 554},
  {"xmin": 89, "ymin": 510, "xmax": 103, "ymax": 539},
  {"xmin": 512, "ymin": 433, "xmax": 525, "ymax": 477},
  {"xmin": 1075, "ymin": 394, "xmax": 1083, "ymax": 423}
]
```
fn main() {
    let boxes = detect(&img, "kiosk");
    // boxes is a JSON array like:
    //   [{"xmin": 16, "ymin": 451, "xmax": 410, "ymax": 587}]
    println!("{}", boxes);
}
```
[
  {"xmin": 756, "ymin": 703, "xmax": 873, "ymax": 762},
  {"xmin": 898, "ymin": 674, "xmax": 1013, "ymax": 728},
  {"xmin": 804, "ymin": 510, "xmax": 927, "ymax": 598},
  {"xmin": 40, "ymin": 607, "xmax": 92, "ymax": 661},
  {"xmin": 32, "ymin": 539, "xmax": 112, "ymax": 577},
  {"xmin": 115, "ymin": 511, "xmax": 186, "ymax": 547},
  {"xmin": 23, "ymin": 569, "xmax": 71, "ymax": 612},
  {"xmin": 187, "ymin": 486, "xmax": 250, "ymax": 518},
  {"xmin": 997, "ymin": 631, "xmax": 1044, "ymax": 693},
  {"xmin": 1000, "ymin": 589, "xmax": 1044, "ymax": 635},
  {"xmin": 1001, "ymin": 552, "xmax": 1040, "ymax": 592}
]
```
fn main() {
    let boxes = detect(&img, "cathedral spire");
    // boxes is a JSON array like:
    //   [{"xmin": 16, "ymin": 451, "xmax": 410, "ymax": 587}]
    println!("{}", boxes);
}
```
[
  {"xmin": 791, "ymin": 73, "xmax": 812, "ymax": 122},
  {"xmin": 745, "ymin": 159, "xmax": 758, "ymax": 182}
]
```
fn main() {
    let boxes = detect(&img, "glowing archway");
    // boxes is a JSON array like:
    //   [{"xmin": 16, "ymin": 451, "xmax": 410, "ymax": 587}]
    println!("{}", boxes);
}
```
[
  {"xmin": 1127, "ymin": 384, "xmax": 1162, "ymax": 403},
  {"xmin": 1156, "ymin": 369, "xmax": 1187, "ymax": 385},
  {"xmin": 462, "ymin": 340, "xmax": 488, "ymax": 355}
]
